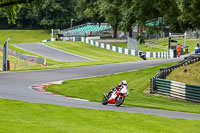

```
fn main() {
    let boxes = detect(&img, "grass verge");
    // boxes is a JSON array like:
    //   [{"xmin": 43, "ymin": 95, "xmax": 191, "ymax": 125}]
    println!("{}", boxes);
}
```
[
  {"xmin": 166, "ymin": 61, "xmax": 200, "ymax": 86},
  {"xmin": 0, "ymin": 99, "xmax": 199, "ymax": 133},
  {"xmin": 45, "ymin": 41, "xmax": 141, "ymax": 62},
  {"xmin": 45, "ymin": 62, "xmax": 200, "ymax": 114},
  {"xmin": 0, "ymin": 30, "xmax": 50, "ymax": 44}
]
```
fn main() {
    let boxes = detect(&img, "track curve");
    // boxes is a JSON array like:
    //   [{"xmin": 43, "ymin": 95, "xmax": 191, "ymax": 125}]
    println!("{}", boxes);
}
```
[
  {"xmin": 12, "ymin": 43, "xmax": 95, "ymax": 62},
  {"xmin": 0, "ymin": 44, "xmax": 200, "ymax": 120},
  {"xmin": 0, "ymin": 54, "xmax": 200, "ymax": 120}
]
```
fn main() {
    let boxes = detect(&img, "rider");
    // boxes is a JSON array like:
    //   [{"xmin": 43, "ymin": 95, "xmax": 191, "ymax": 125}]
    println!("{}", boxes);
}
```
[
  {"xmin": 105, "ymin": 80, "xmax": 128, "ymax": 99},
  {"xmin": 112, "ymin": 80, "xmax": 127, "ymax": 91}
]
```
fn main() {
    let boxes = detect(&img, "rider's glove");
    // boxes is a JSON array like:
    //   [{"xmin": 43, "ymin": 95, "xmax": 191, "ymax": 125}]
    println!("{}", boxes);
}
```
[{"xmin": 112, "ymin": 87, "xmax": 116, "ymax": 91}]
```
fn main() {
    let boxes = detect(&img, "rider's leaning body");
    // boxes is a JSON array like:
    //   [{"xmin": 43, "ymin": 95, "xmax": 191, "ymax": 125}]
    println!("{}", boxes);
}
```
[{"xmin": 111, "ymin": 80, "xmax": 128, "ymax": 94}]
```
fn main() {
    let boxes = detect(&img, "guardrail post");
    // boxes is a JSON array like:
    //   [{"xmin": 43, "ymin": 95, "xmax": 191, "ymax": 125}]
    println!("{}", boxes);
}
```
[
  {"xmin": 3, "ymin": 38, "xmax": 10, "ymax": 71},
  {"xmin": 150, "ymin": 78, "xmax": 154, "ymax": 93},
  {"xmin": 150, "ymin": 77, "xmax": 157, "ymax": 93}
]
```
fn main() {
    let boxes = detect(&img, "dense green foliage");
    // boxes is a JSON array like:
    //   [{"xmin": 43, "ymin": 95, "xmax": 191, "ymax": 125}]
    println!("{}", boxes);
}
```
[
  {"xmin": 0, "ymin": 0, "xmax": 39, "ymax": 24},
  {"xmin": 26, "ymin": 0, "xmax": 76, "ymax": 29},
  {"xmin": 0, "ymin": 0, "xmax": 76, "ymax": 29},
  {"xmin": 2, "ymin": 0, "xmax": 200, "ymax": 34},
  {"xmin": 74, "ymin": 0, "xmax": 200, "ymax": 37},
  {"xmin": 97, "ymin": 0, "xmax": 122, "ymax": 38}
]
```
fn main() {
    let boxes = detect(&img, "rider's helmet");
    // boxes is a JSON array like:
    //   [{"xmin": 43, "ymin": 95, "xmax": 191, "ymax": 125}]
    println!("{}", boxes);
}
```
[{"xmin": 122, "ymin": 80, "xmax": 127, "ymax": 86}]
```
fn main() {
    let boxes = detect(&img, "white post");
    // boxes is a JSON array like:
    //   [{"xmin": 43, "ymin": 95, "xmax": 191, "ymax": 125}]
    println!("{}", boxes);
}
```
[
  {"xmin": 71, "ymin": 19, "xmax": 74, "ymax": 28},
  {"xmin": 51, "ymin": 29, "xmax": 53, "ymax": 38},
  {"xmin": 168, "ymin": 33, "xmax": 171, "ymax": 58},
  {"xmin": 3, "ymin": 38, "xmax": 10, "ymax": 71},
  {"xmin": 184, "ymin": 32, "xmax": 187, "ymax": 47}
]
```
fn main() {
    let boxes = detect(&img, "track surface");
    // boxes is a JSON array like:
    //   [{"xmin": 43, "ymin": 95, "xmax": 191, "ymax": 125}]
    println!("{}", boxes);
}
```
[
  {"xmin": 12, "ymin": 43, "xmax": 94, "ymax": 62},
  {"xmin": 0, "ymin": 57, "xmax": 200, "ymax": 120}
]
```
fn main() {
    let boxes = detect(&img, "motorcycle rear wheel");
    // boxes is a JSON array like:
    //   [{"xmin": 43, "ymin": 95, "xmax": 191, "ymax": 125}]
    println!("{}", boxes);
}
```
[{"xmin": 115, "ymin": 96, "xmax": 125, "ymax": 107}]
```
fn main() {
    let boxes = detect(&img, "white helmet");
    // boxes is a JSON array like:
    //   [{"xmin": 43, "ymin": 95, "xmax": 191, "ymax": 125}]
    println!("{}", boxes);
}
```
[{"xmin": 122, "ymin": 80, "xmax": 127, "ymax": 85}]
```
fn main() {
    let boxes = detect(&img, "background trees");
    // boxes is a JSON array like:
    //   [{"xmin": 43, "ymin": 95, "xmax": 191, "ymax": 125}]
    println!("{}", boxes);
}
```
[
  {"xmin": 177, "ymin": 0, "xmax": 200, "ymax": 30},
  {"xmin": 26, "ymin": 0, "xmax": 75, "ymax": 29},
  {"xmin": 0, "ymin": 0, "xmax": 75, "ymax": 29},
  {"xmin": 0, "ymin": 0, "xmax": 40, "ymax": 23},
  {"xmin": 1, "ymin": 0, "xmax": 200, "ymax": 35}
]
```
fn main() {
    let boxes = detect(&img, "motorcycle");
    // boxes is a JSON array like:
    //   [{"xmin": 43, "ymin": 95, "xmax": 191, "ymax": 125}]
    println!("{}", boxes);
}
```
[{"xmin": 102, "ymin": 86, "xmax": 129, "ymax": 106}]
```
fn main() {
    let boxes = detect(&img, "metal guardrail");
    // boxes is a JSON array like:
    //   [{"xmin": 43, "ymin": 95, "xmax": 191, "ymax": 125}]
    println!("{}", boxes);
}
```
[
  {"xmin": 156, "ymin": 78, "xmax": 200, "ymax": 103},
  {"xmin": 150, "ymin": 54, "xmax": 200, "ymax": 102},
  {"xmin": 82, "ymin": 37, "xmax": 169, "ymax": 58},
  {"xmin": 0, "ymin": 45, "xmax": 46, "ymax": 65}
]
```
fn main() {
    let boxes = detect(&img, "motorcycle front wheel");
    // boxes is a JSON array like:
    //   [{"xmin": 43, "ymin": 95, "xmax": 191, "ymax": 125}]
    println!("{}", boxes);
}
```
[
  {"xmin": 102, "ymin": 96, "xmax": 108, "ymax": 105},
  {"xmin": 115, "ymin": 96, "xmax": 125, "ymax": 107}
]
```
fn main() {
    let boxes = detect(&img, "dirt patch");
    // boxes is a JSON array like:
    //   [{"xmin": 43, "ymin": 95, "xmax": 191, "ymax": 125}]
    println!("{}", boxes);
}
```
[{"xmin": 144, "ymin": 88, "xmax": 151, "ymax": 94}]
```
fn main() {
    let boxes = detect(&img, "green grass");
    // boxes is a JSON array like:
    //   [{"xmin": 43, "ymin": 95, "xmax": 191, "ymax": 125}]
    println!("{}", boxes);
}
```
[
  {"xmin": 167, "ymin": 61, "xmax": 200, "ymax": 86},
  {"xmin": 0, "ymin": 99, "xmax": 199, "ymax": 133},
  {"xmin": 111, "ymin": 37, "xmax": 200, "ymax": 53},
  {"xmin": 45, "ymin": 62, "xmax": 200, "ymax": 114},
  {"xmin": 45, "ymin": 41, "xmax": 141, "ymax": 62},
  {"xmin": 0, "ymin": 30, "xmax": 50, "ymax": 44}
]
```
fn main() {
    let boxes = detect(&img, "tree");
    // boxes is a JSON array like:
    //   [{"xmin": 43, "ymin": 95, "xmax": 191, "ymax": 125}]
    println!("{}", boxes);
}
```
[
  {"xmin": 133, "ymin": 0, "xmax": 160, "ymax": 25},
  {"xmin": 176, "ymin": 0, "xmax": 200, "ymax": 31},
  {"xmin": 0, "ymin": 0, "xmax": 36, "ymax": 7},
  {"xmin": 119, "ymin": 0, "xmax": 136, "ymax": 37},
  {"xmin": 132, "ymin": 0, "xmax": 183, "ymax": 32},
  {"xmin": 0, "ymin": 0, "xmax": 40, "ymax": 23},
  {"xmin": 156, "ymin": 0, "xmax": 183, "ymax": 32},
  {"xmin": 26, "ymin": 0, "xmax": 76, "ymax": 29},
  {"xmin": 75, "ymin": 0, "xmax": 103, "ymax": 23},
  {"xmin": 98, "ymin": 0, "xmax": 122, "ymax": 38}
]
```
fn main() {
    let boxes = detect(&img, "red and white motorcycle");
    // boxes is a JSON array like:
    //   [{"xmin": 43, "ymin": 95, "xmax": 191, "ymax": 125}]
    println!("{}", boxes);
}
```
[{"xmin": 102, "ymin": 86, "xmax": 129, "ymax": 106}]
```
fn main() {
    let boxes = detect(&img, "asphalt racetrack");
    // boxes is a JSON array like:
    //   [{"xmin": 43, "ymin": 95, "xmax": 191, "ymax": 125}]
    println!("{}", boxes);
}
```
[
  {"xmin": 0, "ymin": 54, "xmax": 200, "ymax": 120},
  {"xmin": 12, "ymin": 43, "xmax": 94, "ymax": 62}
]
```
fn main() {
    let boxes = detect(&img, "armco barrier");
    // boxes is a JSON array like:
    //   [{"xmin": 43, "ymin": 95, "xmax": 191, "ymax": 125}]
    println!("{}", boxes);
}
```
[
  {"xmin": 150, "ymin": 54, "xmax": 200, "ymax": 102},
  {"xmin": 0, "ymin": 45, "xmax": 46, "ymax": 65},
  {"xmin": 81, "ymin": 37, "xmax": 169, "ymax": 58},
  {"xmin": 156, "ymin": 78, "xmax": 200, "ymax": 103}
]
